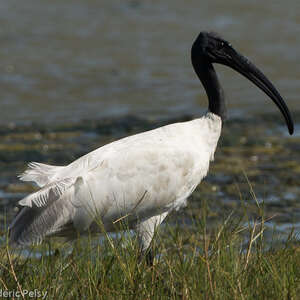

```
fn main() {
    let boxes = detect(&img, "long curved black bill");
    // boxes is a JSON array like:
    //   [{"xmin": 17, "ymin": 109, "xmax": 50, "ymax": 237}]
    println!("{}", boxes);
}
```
[{"xmin": 216, "ymin": 47, "xmax": 294, "ymax": 135}]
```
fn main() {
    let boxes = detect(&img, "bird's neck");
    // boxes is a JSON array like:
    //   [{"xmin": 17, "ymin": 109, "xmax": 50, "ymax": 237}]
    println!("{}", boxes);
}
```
[{"xmin": 192, "ymin": 58, "xmax": 227, "ymax": 121}]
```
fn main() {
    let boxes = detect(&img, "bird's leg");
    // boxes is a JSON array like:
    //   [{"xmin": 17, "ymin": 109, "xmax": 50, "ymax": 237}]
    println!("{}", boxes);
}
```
[
  {"xmin": 145, "ymin": 249, "xmax": 154, "ymax": 266},
  {"xmin": 135, "ymin": 212, "xmax": 168, "ymax": 266}
]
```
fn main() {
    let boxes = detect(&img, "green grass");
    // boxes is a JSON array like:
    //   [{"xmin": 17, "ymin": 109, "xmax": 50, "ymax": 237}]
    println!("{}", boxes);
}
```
[
  {"xmin": 1, "ymin": 203, "xmax": 299, "ymax": 300},
  {"xmin": 1, "ymin": 112, "xmax": 299, "ymax": 298}
]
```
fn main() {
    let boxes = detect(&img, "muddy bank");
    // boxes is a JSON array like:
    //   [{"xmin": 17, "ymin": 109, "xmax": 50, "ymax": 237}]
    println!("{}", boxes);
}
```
[{"xmin": 0, "ymin": 113, "xmax": 299, "ymax": 245}]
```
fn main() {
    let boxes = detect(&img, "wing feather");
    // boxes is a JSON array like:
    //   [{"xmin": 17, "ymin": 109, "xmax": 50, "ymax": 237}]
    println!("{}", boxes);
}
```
[{"xmin": 18, "ymin": 178, "xmax": 75, "ymax": 208}]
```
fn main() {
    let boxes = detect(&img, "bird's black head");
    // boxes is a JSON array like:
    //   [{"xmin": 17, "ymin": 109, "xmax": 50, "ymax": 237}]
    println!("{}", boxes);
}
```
[
  {"xmin": 191, "ymin": 31, "xmax": 294, "ymax": 135},
  {"xmin": 191, "ymin": 31, "xmax": 233, "ymax": 63}
]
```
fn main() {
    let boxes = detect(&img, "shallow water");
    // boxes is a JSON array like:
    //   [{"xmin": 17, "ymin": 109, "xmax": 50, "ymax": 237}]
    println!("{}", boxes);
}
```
[{"xmin": 0, "ymin": 0, "xmax": 300, "ymax": 124}]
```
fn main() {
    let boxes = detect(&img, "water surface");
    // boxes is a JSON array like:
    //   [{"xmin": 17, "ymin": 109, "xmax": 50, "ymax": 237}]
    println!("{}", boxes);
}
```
[{"xmin": 0, "ymin": 0, "xmax": 299, "ymax": 124}]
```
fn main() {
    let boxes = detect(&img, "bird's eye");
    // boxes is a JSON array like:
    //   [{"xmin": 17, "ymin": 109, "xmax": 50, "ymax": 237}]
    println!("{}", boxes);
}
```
[{"xmin": 218, "ymin": 41, "xmax": 225, "ymax": 50}]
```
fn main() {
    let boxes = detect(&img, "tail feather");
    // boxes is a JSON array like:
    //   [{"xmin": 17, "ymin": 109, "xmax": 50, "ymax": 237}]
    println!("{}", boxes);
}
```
[
  {"xmin": 19, "ymin": 162, "xmax": 64, "ymax": 187},
  {"xmin": 9, "ymin": 188, "xmax": 76, "ymax": 246}
]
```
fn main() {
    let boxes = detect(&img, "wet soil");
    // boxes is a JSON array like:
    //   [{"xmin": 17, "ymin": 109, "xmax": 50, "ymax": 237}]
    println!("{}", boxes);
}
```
[{"xmin": 0, "ymin": 113, "xmax": 299, "ymax": 246}]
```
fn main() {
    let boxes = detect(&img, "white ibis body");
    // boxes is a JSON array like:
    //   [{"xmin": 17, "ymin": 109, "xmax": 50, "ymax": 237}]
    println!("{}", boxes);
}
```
[{"xmin": 9, "ymin": 32, "xmax": 294, "ymax": 262}]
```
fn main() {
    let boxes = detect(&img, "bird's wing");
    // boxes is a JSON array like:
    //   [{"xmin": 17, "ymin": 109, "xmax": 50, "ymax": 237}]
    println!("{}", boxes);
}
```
[{"xmin": 18, "ymin": 177, "xmax": 76, "ymax": 207}]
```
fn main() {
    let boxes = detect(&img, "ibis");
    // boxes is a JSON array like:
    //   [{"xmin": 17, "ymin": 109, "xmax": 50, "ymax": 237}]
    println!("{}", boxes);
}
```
[{"xmin": 9, "ymin": 32, "xmax": 294, "ymax": 263}]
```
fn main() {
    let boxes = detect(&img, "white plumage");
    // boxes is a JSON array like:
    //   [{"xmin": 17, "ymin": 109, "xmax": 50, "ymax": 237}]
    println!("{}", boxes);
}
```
[{"xmin": 11, "ymin": 113, "xmax": 221, "ymax": 251}]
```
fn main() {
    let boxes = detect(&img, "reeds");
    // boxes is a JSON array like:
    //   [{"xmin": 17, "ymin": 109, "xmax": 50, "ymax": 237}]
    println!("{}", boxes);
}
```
[{"xmin": 0, "ymin": 179, "xmax": 299, "ymax": 300}]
